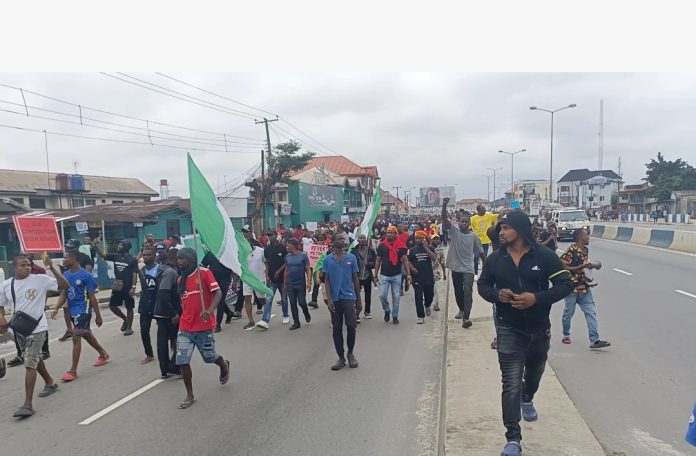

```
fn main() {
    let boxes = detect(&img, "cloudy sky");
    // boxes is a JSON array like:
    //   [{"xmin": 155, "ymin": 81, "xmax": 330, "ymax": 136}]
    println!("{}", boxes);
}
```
[{"xmin": 1, "ymin": 72, "xmax": 695, "ymax": 201}]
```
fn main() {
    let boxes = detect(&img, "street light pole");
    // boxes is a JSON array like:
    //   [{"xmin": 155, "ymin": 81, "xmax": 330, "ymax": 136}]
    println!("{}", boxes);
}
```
[
  {"xmin": 498, "ymin": 149, "xmax": 526, "ymax": 206},
  {"xmin": 487, "ymin": 167, "xmax": 503, "ymax": 204},
  {"xmin": 482, "ymin": 174, "xmax": 492, "ymax": 203},
  {"xmin": 529, "ymin": 104, "xmax": 576, "ymax": 203}
]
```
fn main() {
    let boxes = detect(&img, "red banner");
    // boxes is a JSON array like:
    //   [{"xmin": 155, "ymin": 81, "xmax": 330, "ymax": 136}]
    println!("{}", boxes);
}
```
[{"xmin": 13, "ymin": 215, "xmax": 64, "ymax": 252}]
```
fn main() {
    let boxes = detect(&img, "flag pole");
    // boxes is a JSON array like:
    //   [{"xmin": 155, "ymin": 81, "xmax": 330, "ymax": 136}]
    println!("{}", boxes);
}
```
[{"xmin": 191, "ymin": 222, "xmax": 207, "ymax": 313}]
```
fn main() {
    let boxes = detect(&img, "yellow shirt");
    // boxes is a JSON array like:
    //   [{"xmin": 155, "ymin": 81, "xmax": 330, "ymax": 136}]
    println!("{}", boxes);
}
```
[
  {"xmin": 430, "ymin": 224, "xmax": 440, "ymax": 236},
  {"xmin": 470, "ymin": 213, "xmax": 498, "ymax": 245}
]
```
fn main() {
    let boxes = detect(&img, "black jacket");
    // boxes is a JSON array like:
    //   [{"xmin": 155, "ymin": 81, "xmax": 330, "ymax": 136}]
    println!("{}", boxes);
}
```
[
  {"xmin": 153, "ymin": 264, "xmax": 182, "ymax": 318},
  {"xmin": 477, "ymin": 243, "xmax": 573, "ymax": 332},
  {"xmin": 350, "ymin": 245, "xmax": 377, "ymax": 279}
]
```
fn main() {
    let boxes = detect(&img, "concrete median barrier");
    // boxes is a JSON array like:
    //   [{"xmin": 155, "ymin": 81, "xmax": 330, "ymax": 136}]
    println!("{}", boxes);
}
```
[
  {"xmin": 648, "ymin": 229, "xmax": 675, "ymax": 248},
  {"xmin": 615, "ymin": 226, "xmax": 633, "ymax": 242},
  {"xmin": 630, "ymin": 227, "xmax": 652, "ymax": 245},
  {"xmin": 602, "ymin": 224, "xmax": 618, "ymax": 240},
  {"xmin": 669, "ymin": 230, "xmax": 696, "ymax": 253},
  {"xmin": 591, "ymin": 225, "xmax": 604, "ymax": 238}
]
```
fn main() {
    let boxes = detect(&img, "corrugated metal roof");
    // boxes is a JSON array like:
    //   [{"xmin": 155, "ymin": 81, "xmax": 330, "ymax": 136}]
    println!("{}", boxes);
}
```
[
  {"xmin": 0, "ymin": 169, "xmax": 159, "ymax": 196},
  {"xmin": 30, "ymin": 199, "xmax": 190, "ymax": 223}
]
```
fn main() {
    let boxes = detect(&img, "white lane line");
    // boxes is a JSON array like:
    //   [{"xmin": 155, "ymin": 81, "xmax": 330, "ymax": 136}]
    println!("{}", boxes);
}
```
[
  {"xmin": 612, "ymin": 268, "xmax": 633, "ymax": 276},
  {"xmin": 675, "ymin": 289, "xmax": 696, "ymax": 300},
  {"xmin": 79, "ymin": 379, "xmax": 164, "ymax": 425}
]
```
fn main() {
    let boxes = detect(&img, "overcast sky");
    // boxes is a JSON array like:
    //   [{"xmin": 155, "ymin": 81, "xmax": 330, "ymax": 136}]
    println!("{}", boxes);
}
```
[{"xmin": 1, "ymin": 73, "xmax": 695, "ymax": 201}]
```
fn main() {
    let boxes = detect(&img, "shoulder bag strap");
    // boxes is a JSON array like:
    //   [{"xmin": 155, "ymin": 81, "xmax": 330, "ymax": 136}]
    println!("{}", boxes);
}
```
[{"xmin": 10, "ymin": 278, "xmax": 16, "ymax": 313}]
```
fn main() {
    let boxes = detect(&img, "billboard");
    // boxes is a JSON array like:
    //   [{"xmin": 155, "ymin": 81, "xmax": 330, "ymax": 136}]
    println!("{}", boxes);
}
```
[
  {"xmin": 419, "ymin": 186, "xmax": 456, "ymax": 207},
  {"xmin": 307, "ymin": 184, "xmax": 339, "ymax": 208}
]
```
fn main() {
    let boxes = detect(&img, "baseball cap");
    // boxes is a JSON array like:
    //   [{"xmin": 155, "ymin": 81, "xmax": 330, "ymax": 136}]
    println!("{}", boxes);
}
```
[
  {"xmin": 155, "ymin": 242, "xmax": 167, "ymax": 251},
  {"xmin": 65, "ymin": 239, "xmax": 80, "ymax": 249},
  {"xmin": 242, "ymin": 224, "xmax": 251, "ymax": 232}
]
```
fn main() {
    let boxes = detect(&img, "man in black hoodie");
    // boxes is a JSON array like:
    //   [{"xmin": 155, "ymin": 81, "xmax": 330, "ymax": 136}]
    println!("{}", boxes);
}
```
[
  {"xmin": 137, "ymin": 247, "xmax": 159, "ymax": 364},
  {"xmin": 94, "ymin": 238, "xmax": 138, "ymax": 335},
  {"xmin": 153, "ymin": 249, "xmax": 182, "ymax": 378},
  {"xmin": 477, "ymin": 210, "xmax": 573, "ymax": 456}
]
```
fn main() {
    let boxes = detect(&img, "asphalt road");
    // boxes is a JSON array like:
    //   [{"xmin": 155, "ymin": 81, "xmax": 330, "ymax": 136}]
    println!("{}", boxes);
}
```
[
  {"xmin": 549, "ymin": 238, "xmax": 695, "ymax": 456},
  {"xmin": 0, "ymin": 285, "xmax": 445, "ymax": 456}
]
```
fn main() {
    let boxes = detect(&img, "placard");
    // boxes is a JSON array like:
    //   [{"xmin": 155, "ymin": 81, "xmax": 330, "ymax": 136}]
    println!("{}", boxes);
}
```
[
  {"xmin": 75, "ymin": 221, "xmax": 89, "ymax": 233},
  {"xmin": 341, "ymin": 215, "xmax": 350, "ymax": 224},
  {"xmin": 303, "ymin": 243, "xmax": 328, "ymax": 268},
  {"xmin": 305, "ymin": 221, "xmax": 318, "ymax": 232},
  {"xmin": 13, "ymin": 215, "xmax": 64, "ymax": 252}
]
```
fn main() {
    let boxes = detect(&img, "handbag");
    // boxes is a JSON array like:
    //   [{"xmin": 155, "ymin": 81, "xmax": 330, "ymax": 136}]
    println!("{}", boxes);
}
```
[{"xmin": 8, "ymin": 278, "xmax": 43, "ymax": 337}]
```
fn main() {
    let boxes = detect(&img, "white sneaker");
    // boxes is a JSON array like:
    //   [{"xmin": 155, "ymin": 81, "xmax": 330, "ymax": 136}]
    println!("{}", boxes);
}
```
[
  {"xmin": 417, "ymin": 318, "xmax": 425, "ymax": 324},
  {"xmin": 256, "ymin": 320, "xmax": 269, "ymax": 329},
  {"xmin": 282, "ymin": 316, "xmax": 290, "ymax": 324}
]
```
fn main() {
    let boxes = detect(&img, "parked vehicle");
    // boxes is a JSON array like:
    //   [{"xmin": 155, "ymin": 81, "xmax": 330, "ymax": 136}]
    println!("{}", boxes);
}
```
[{"xmin": 551, "ymin": 208, "xmax": 591, "ymax": 240}]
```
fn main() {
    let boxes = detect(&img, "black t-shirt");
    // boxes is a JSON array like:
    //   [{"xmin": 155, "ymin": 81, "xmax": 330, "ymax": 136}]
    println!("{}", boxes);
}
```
[
  {"xmin": 406, "ymin": 234, "xmax": 417, "ymax": 251},
  {"xmin": 264, "ymin": 242, "xmax": 287, "ymax": 280},
  {"xmin": 201, "ymin": 251, "xmax": 232, "ymax": 289},
  {"xmin": 78, "ymin": 252, "xmax": 94, "ymax": 269},
  {"xmin": 106, "ymin": 253, "xmax": 138, "ymax": 288},
  {"xmin": 376, "ymin": 243, "xmax": 408, "ymax": 277},
  {"xmin": 539, "ymin": 231, "xmax": 557, "ymax": 252},
  {"xmin": 408, "ymin": 245, "xmax": 435, "ymax": 285}
]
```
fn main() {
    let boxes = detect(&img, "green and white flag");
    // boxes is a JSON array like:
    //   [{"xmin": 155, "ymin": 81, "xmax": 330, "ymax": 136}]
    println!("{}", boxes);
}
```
[
  {"xmin": 350, "ymin": 185, "xmax": 382, "ymax": 248},
  {"xmin": 187, "ymin": 154, "xmax": 272, "ymax": 296}
]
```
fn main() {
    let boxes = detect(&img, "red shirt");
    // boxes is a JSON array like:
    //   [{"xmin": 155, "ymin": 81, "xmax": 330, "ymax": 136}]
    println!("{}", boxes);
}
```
[
  {"xmin": 293, "ymin": 229, "xmax": 303, "ymax": 240},
  {"xmin": 178, "ymin": 267, "xmax": 220, "ymax": 332},
  {"xmin": 258, "ymin": 234, "xmax": 269, "ymax": 246}
]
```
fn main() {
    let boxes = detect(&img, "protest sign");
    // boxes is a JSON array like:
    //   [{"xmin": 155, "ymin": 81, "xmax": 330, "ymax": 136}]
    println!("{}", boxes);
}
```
[
  {"xmin": 13, "ymin": 216, "xmax": 63, "ymax": 252},
  {"xmin": 303, "ymin": 243, "xmax": 328, "ymax": 268}
]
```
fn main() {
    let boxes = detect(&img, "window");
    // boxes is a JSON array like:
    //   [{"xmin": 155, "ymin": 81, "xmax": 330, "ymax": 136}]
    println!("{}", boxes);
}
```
[
  {"xmin": 28, "ymin": 198, "xmax": 46, "ymax": 209},
  {"xmin": 72, "ymin": 198, "xmax": 84, "ymax": 208},
  {"xmin": 277, "ymin": 191, "xmax": 288, "ymax": 202},
  {"xmin": 560, "ymin": 186, "xmax": 570, "ymax": 192},
  {"xmin": 101, "ymin": 199, "xmax": 106, "ymax": 203},
  {"xmin": 112, "ymin": 200, "xmax": 124, "ymax": 205},
  {"xmin": 166, "ymin": 219, "xmax": 181, "ymax": 237},
  {"xmin": 599, "ymin": 196, "xmax": 605, "ymax": 202},
  {"xmin": 10, "ymin": 197, "xmax": 24, "ymax": 204},
  {"xmin": 85, "ymin": 199, "xmax": 96, "ymax": 206}
]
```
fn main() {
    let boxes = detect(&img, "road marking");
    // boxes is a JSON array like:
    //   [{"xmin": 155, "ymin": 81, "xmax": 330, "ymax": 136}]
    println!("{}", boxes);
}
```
[
  {"xmin": 675, "ymin": 289, "xmax": 696, "ymax": 299},
  {"xmin": 612, "ymin": 268, "xmax": 633, "ymax": 276},
  {"xmin": 79, "ymin": 379, "xmax": 164, "ymax": 425}
]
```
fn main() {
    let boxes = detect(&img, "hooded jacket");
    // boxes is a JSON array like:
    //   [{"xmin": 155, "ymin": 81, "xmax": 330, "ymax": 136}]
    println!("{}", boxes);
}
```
[{"xmin": 153, "ymin": 263, "xmax": 182, "ymax": 318}]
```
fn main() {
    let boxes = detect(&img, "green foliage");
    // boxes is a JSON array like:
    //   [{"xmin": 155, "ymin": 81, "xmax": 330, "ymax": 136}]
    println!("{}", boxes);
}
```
[
  {"xmin": 644, "ymin": 152, "xmax": 696, "ymax": 201},
  {"xmin": 267, "ymin": 140, "xmax": 315, "ymax": 185}
]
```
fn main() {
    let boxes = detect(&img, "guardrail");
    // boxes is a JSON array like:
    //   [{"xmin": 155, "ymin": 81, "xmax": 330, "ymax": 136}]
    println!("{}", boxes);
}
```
[{"xmin": 591, "ymin": 224, "xmax": 696, "ymax": 253}]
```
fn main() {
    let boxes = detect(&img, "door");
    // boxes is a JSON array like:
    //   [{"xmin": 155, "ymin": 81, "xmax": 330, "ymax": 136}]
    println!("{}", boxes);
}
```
[{"xmin": 166, "ymin": 219, "xmax": 181, "ymax": 237}]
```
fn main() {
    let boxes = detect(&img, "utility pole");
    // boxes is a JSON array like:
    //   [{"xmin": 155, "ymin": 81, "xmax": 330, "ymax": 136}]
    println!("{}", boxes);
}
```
[
  {"xmin": 393, "ymin": 186, "xmax": 402, "ymax": 218},
  {"xmin": 498, "ymin": 149, "xmax": 525, "ymax": 207},
  {"xmin": 487, "ymin": 167, "xmax": 502, "ymax": 204},
  {"xmin": 482, "ymin": 174, "xmax": 492, "ymax": 203},
  {"xmin": 260, "ymin": 149, "xmax": 265, "ymax": 231},
  {"xmin": 255, "ymin": 117, "xmax": 278, "ymax": 229}
]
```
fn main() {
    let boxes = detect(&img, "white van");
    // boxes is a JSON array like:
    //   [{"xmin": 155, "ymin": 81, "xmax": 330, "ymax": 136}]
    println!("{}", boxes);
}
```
[{"xmin": 551, "ymin": 208, "xmax": 591, "ymax": 240}]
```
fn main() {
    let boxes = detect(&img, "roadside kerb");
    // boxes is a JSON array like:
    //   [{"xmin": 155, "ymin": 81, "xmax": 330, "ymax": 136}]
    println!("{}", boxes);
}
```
[{"xmin": 443, "ymin": 280, "xmax": 604, "ymax": 455}]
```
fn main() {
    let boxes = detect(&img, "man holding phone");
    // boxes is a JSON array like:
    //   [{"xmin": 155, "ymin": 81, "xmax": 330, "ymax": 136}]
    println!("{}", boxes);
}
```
[{"xmin": 93, "ymin": 237, "xmax": 138, "ymax": 336}]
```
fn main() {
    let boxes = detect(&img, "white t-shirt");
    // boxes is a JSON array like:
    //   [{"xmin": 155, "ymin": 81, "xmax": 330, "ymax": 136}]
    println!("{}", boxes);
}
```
[
  {"xmin": 0, "ymin": 274, "xmax": 58, "ymax": 334},
  {"xmin": 302, "ymin": 237, "xmax": 314, "ymax": 247},
  {"xmin": 247, "ymin": 246, "xmax": 266, "ymax": 282}
]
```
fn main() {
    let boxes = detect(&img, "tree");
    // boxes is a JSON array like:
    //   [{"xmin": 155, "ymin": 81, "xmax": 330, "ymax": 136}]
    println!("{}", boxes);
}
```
[
  {"xmin": 644, "ymin": 153, "xmax": 696, "ymax": 202},
  {"xmin": 249, "ymin": 140, "xmax": 315, "ymax": 233}
]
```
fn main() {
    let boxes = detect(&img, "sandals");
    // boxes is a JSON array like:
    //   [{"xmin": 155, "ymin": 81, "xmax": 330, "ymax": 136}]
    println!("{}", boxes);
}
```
[
  {"xmin": 220, "ymin": 360, "xmax": 230, "ymax": 385},
  {"xmin": 13, "ymin": 406, "xmax": 35, "ymax": 418},
  {"xmin": 562, "ymin": 337, "xmax": 571, "ymax": 345},
  {"xmin": 178, "ymin": 398, "xmax": 195, "ymax": 409}
]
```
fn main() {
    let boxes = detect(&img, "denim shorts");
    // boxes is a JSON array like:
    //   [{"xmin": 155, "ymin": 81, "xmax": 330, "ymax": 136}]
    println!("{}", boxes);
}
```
[{"xmin": 176, "ymin": 330, "xmax": 218, "ymax": 365}]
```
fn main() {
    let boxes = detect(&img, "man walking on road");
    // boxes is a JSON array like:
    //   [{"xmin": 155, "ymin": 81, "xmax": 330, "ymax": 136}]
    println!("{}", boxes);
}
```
[
  {"xmin": 280, "ymin": 238, "xmax": 312, "ymax": 331},
  {"xmin": 323, "ymin": 236, "xmax": 361, "ymax": 370},
  {"xmin": 374, "ymin": 226, "xmax": 411, "ymax": 325},
  {"xmin": 408, "ymin": 230, "xmax": 437, "ymax": 324},
  {"xmin": 0, "ymin": 254, "xmax": 68, "ymax": 418},
  {"xmin": 243, "ymin": 240, "xmax": 267, "ymax": 330},
  {"xmin": 137, "ymin": 247, "xmax": 159, "ymax": 363},
  {"xmin": 50, "ymin": 250, "xmax": 110, "ymax": 382},
  {"xmin": 153, "ymin": 249, "xmax": 182, "ymax": 379},
  {"xmin": 94, "ymin": 238, "xmax": 138, "ymax": 336},
  {"xmin": 430, "ymin": 235, "xmax": 446, "ymax": 311},
  {"xmin": 471, "ymin": 205, "xmax": 498, "ymax": 275},
  {"xmin": 264, "ymin": 230, "xmax": 290, "ymax": 324},
  {"xmin": 351, "ymin": 234, "xmax": 376, "ymax": 320},
  {"xmin": 175, "ymin": 248, "xmax": 230, "ymax": 409},
  {"xmin": 477, "ymin": 210, "xmax": 573, "ymax": 456},
  {"xmin": 201, "ymin": 250, "xmax": 234, "ymax": 332},
  {"xmin": 538, "ymin": 222, "xmax": 558, "ymax": 252},
  {"xmin": 560, "ymin": 229, "xmax": 611, "ymax": 349},
  {"xmin": 442, "ymin": 197, "xmax": 485, "ymax": 328}
]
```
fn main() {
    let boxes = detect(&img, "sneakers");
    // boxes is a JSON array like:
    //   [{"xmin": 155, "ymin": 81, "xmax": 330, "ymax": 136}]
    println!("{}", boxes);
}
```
[
  {"xmin": 347, "ymin": 353, "xmax": 358, "ymax": 368},
  {"xmin": 308, "ymin": 301, "xmax": 319, "ymax": 309},
  {"xmin": 384, "ymin": 311, "xmax": 391, "ymax": 322},
  {"xmin": 331, "ymin": 357, "xmax": 347, "ymax": 371},
  {"xmin": 562, "ymin": 336, "xmax": 571, "ymax": 344},
  {"xmin": 521, "ymin": 401, "xmax": 538, "ymax": 422},
  {"xmin": 454, "ymin": 311, "xmax": 464, "ymax": 319},
  {"xmin": 255, "ymin": 309, "xmax": 263, "ymax": 315},
  {"xmin": 256, "ymin": 320, "xmax": 269, "ymax": 330},
  {"xmin": 426, "ymin": 307, "xmax": 432, "ymax": 317},
  {"xmin": 364, "ymin": 312, "xmax": 372, "ymax": 319},
  {"xmin": 123, "ymin": 328, "xmax": 134, "ymax": 336},
  {"xmin": 120, "ymin": 321, "xmax": 128, "ymax": 332},
  {"xmin": 393, "ymin": 317, "xmax": 400, "ymax": 325},
  {"xmin": 243, "ymin": 322, "xmax": 255, "ymax": 330},
  {"xmin": 94, "ymin": 355, "xmax": 110, "ymax": 367},
  {"xmin": 416, "ymin": 318, "xmax": 425, "ymax": 324},
  {"xmin": 282, "ymin": 316, "xmax": 290, "ymax": 324},
  {"xmin": 58, "ymin": 331, "xmax": 73, "ymax": 342},
  {"xmin": 231, "ymin": 311, "xmax": 242, "ymax": 320},
  {"xmin": 62, "ymin": 371, "xmax": 78, "ymax": 382},
  {"xmin": 289, "ymin": 322, "xmax": 301, "ymax": 330},
  {"xmin": 38, "ymin": 383, "xmax": 59, "ymax": 397},
  {"xmin": 500, "ymin": 441, "xmax": 522, "ymax": 456},
  {"xmin": 462, "ymin": 319, "xmax": 473, "ymax": 329},
  {"xmin": 589, "ymin": 340, "xmax": 611, "ymax": 349},
  {"xmin": 304, "ymin": 311, "xmax": 311, "ymax": 323},
  {"xmin": 8, "ymin": 356, "xmax": 24, "ymax": 368},
  {"xmin": 356, "ymin": 316, "xmax": 361, "ymax": 324}
]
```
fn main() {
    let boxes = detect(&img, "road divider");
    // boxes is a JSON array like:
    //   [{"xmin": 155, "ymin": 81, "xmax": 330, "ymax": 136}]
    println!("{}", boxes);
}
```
[{"xmin": 592, "ymin": 224, "xmax": 696, "ymax": 254}]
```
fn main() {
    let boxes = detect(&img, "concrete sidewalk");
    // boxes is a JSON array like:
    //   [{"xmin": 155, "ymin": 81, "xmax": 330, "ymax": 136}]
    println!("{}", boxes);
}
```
[{"xmin": 443, "ymin": 277, "xmax": 605, "ymax": 455}]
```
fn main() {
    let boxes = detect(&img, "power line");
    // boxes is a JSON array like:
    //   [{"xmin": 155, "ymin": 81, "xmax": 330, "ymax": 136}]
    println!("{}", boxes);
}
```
[
  {"xmin": 155, "ymin": 73, "xmax": 278, "ymax": 118},
  {"xmin": 0, "ymin": 81, "xmax": 262, "ymax": 141},
  {"xmin": 0, "ymin": 122, "xmax": 260, "ymax": 154},
  {"xmin": 101, "ymin": 73, "xmax": 258, "ymax": 120},
  {"xmin": 278, "ymin": 117, "xmax": 340, "ymax": 155},
  {"xmin": 0, "ymin": 105, "xmax": 262, "ymax": 150}
]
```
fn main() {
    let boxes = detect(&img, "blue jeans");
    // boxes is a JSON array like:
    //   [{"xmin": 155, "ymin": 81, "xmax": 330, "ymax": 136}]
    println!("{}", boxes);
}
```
[
  {"xmin": 176, "ymin": 330, "xmax": 219, "ymax": 365},
  {"xmin": 562, "ymin": 289, "xmax": 599, "ymax": 342},
  {"xmin": 379, "ymin": 274, "xmax": 402, "ymax": 318},
  {"xmin": 265, "ymin": 280, "xmax": 288, "ymax": 320}
]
